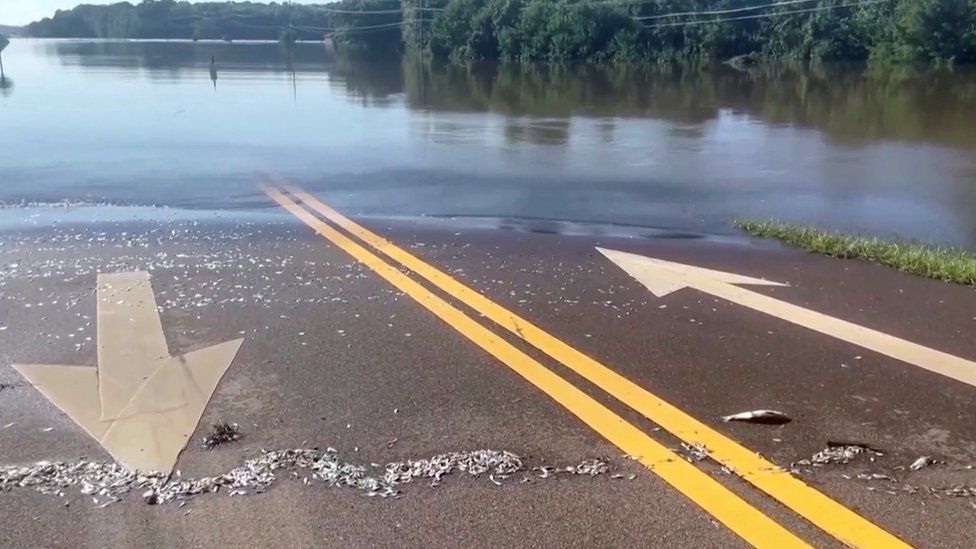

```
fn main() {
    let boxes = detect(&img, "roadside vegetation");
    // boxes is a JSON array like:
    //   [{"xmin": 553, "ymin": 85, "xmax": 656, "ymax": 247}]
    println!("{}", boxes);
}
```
[
  {"xmin": 21, "ymin": 0, "xmax": 976, "ymax": 65},
  {"xmin": 735, "ymin": 220, "xmax": 976, "ymax": 286}
]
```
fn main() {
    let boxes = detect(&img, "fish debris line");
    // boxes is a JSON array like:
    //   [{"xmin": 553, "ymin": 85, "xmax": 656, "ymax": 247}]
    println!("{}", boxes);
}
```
[
  {"xmin": 0, "ymin": 448, "xmax": 615, "ymax": 507},
  {"xmin": 792, "ymin": 442, "xmax": 884, "ymax": 468},
  {"xmin": 789, "ymin": 444, "xmax": 976, "ymax": 502}
]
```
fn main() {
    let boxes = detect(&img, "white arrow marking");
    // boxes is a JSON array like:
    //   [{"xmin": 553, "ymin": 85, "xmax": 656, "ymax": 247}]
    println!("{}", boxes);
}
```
[
  {"xmin": 598, "ymin": 247, "xmax": 976, "ymax": 388},
  {"xmin": 12, "ymin": 272, "xmax": 243, "ymax": 473}
]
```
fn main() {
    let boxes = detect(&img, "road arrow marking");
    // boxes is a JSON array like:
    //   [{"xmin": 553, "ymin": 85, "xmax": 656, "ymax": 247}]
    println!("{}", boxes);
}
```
[
  {"xmin": 96, "ymin": 272, "xmax": 173, "ymax": 420},
  {"xmin": 598, "ymin": 247, "xmax": 976, "ymax": 388},
  {"xmin": 12, "ymin": 272, "xmax": 243, "ymax": 473}
]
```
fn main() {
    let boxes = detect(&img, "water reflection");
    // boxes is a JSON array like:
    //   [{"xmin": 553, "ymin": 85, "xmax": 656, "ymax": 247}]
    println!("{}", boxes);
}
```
[
  {"xmin": 396, "ymin": 60, "xmax": 976, "ymax": 150},
  {"xmin": 44, "ymin": 40, "xmax": 331, "ymax": 77},
  {"xmin": 341, "ymin": 59, "xmax": 976, "ymax": 246},
  {"xmin": 209, "ymin": 56, "xmax": 218, "ymax": 90},
  {"xmin": 328, "ymin": 56, "xmax": 404, "ymax": 107},
  {"xmin": 39, "ymin": 41, "xmax": 976, "ymax": 151},
  {"xmin": 502, "ymin": 118, "xmax": 571, "ymax": 146}
]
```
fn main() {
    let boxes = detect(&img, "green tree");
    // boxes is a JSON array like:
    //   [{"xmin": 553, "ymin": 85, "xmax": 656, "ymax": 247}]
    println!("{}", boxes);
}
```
[{"xmin": 886, "ymin": 0, "xmax": 976, "ymax": 64}]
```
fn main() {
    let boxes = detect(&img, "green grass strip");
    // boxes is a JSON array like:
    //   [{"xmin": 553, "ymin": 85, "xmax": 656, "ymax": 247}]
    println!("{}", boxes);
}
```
[{"xmin": 734, "ymin": 220, "xmax": 976, "ymax": 287}]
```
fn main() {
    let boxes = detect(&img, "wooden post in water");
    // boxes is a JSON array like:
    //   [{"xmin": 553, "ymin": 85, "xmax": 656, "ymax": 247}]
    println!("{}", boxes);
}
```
[{"xmin": 0, "ymin": 35, "xmax": 8, "ymax": 82}]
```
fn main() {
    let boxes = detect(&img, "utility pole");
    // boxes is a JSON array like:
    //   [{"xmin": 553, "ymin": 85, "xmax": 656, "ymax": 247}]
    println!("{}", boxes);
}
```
[
  {"xmin": 418, "ymin": 0, "xmax": 424, "ymax": 52},
  {"xmin": 417, "ymin": 0, "xmax": 425, "ymax": 104}
]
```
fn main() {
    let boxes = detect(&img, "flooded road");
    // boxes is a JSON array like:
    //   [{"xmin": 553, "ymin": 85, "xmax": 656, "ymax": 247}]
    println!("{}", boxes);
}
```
[
  {"xmin": 1, "ymin": 39, "xmax": 975, "ymax": 247},
  {"xmin": 5, "ymin": 39, "xmax": 976, "ymax": 549}
]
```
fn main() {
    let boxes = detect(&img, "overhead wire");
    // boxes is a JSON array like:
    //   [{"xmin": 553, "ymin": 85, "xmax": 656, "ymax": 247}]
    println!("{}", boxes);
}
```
[
  {"xmin": 108, "ymin": 1, "xmax": 890, "ymax": 37},
  {"xmin": 642, "ymin": 0, "xmax": 891, "ymax": 29},
  {"xmin": 278, "ymin": 6, "xmax": 442, "ymax": 15},
  {"xmin": 169, "ymin": 8, "xmax": 424, "ymax": 35},
  {"xmin": 525, "ymin": 0, "xmax": 804, "ymax": 10},
  {"xmin": 290, "ymin": 21, "xmax": 408, "ymax": 34},
  {"xmin": 636, "ymin": 0, "xmax": 822, "ymax": 20}
]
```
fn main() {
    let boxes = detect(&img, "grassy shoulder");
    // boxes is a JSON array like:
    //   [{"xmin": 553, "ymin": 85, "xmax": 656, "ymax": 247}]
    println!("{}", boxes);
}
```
[{"xmin": 735, "ymin": 220, "xmax": 976, "ymax": 287}]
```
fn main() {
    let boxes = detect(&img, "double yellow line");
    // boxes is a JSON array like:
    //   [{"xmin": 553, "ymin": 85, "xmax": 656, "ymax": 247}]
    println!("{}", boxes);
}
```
[{"xmin": 265, "ymin": 183, "xmax": 909, "ymax": 548}]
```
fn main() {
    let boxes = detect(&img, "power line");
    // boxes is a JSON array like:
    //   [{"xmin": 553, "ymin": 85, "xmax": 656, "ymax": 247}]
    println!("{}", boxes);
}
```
[
  {"xmin": 239, "ymin": 0, "xmax": 888, "ymax": 34},
  {"xmin": 157, "ymin": 12, "xmax": 414, "ymax": 35},
  {"xmin": 228, "ymin": 20, "xmax": 288, "ymax": 30},
  {"xmin": 341, "ymin": 22, "xmax": 410, "ymax": 34},
  {"xmin": 290, "ymin": 21, "xmax": 407, "ymax": 34},
  {"xmin": 643, "ymin": 0, "xmax": 891, "ymax": 29},
  {"xmin": 179, "ymin": 6, "xmax": 441, "ymax": 21},
  {"xmin": 636, "ymin": 0, "xmax": 822, "ymax": 21},
  {"xmin": 540, "ymin": 0, "xmax": 787, "ymax": 10},
  {"xmin": 301, "ymin": 6, "xmax": 443, "ymax": 15}
]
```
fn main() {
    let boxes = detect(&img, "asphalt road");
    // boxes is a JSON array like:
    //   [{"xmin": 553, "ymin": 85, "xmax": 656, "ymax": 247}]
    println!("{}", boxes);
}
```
[{"xmin": 1, "ymin": 193, "xmax": 975, "ymax": 548}]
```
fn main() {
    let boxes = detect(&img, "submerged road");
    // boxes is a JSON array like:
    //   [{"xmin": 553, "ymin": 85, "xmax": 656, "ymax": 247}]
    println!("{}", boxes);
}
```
[{"xmin": 1, "ymin": 186, "xmax": 975, "ymax": 548}]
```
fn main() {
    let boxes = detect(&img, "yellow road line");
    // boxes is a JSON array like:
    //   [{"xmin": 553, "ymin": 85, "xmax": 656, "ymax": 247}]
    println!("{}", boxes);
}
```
[
  {"xmin": 265, "ymin": 187, "xmax": 808, "ymax": 548},
  {"xmin": 287, "ymin": 186, "xmax": 910, "ymax": 549}
]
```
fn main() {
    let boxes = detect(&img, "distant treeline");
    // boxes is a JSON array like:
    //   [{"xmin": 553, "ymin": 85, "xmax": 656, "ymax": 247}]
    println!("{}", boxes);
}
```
[
  {"xmin": 24, "ymin": 0, "xmax": 402, "ymax": 50},
  {"xmin": 0, "ymin": 25, "xmax": 25, "ymax": 37},
  {"xmin": 23, "ymin": 0, "xmax": 976, "ymax": 64},
  {"xmin": 27, "ymin": 1, "xmax": 324, "ymax": 41}
]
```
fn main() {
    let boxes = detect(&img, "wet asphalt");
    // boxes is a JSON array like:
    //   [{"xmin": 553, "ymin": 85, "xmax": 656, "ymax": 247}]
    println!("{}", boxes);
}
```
[{"xmin": 1, "ymin": 213, "xmax": 975, "ymax": 548}]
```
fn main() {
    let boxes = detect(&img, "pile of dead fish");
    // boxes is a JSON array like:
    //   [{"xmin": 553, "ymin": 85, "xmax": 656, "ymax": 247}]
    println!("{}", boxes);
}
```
[
  {"xmin": 792, "ymin": 443, "xmax": 884, "ymax": 469},
  {"xmin": 787, "ymin": 444, "xmax": 976, "ymax": 502},
  {"xmin": 0, "ymin": 460, "xmax": 143, "ymax": 505},
  {"xmin": 0, "ymin": 448, "xmax": 615, "ymax": 507}
]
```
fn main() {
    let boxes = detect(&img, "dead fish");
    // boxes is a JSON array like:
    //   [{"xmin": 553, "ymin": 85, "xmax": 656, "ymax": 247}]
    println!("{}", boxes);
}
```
[
  {"xmin": 909, "ymin": 456, "xmax": 935, "ymax": 471},
  {"xmin": 0, "ymin": 448, "xmax": 612, "ymax": 506},
  {"xmin": 721, "ymin": 410, "xmax": 791, "ymax": 425},
  {"xmin": 680, "ymin": 442, "xmax": 709, "ymax": 462},
  {"xmin": 826, "ymin": 441, "xmax": 884, "ymax": 454},
  {"xmin": 856, "ymin": 472, "xmax": 897, "ymax": 482}
]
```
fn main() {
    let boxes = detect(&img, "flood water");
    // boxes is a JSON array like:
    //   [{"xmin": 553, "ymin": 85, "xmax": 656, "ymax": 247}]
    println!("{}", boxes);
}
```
[{"xmin": 2, "ymin": 39, "xmax": 976, "ymax": 247}]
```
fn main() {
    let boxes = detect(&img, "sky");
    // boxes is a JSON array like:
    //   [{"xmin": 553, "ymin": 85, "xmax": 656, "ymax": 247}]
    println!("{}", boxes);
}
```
[{"xmin": 0, "ymin": 1, "xmax": 323, "ymax": 26}]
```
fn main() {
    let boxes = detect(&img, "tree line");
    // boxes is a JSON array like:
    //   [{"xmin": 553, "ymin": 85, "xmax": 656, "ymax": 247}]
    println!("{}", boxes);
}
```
[
  {"xmin": 25, "ymin": 1, "xmax": 339, "ymax": 42},
  {"xmin": 23, "ymin": 0, "xmax": 976, "ymax": 65},
  {"xmin": 423, "ymin": 0, "xmax": 976, "ymax": 64}
]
